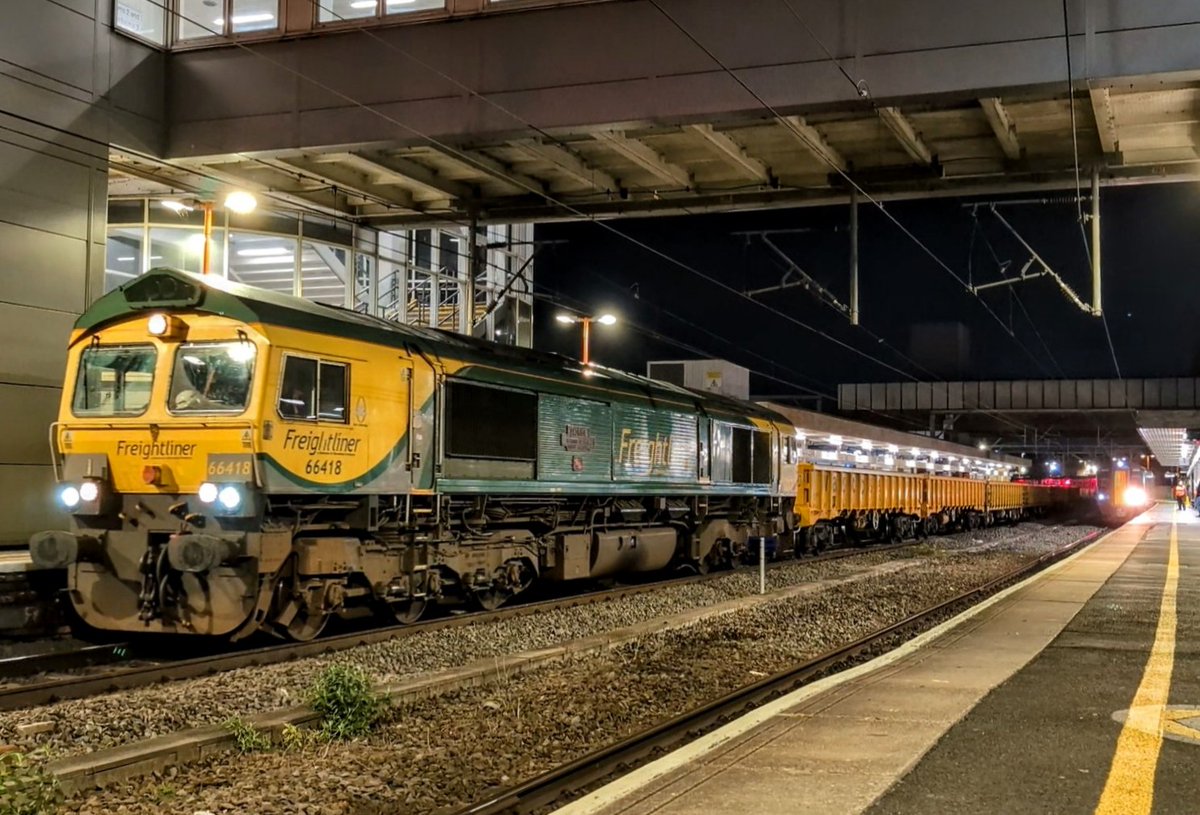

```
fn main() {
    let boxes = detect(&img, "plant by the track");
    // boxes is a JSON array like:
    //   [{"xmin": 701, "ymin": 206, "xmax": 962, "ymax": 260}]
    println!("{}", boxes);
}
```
[
  {"xmin": 309, "ymin": 664, "xmax": 386, "ymax": 740},
  {"xmin": 223, "ymin": 716, "xmax": 271, "ymax": 753},
  {"xmin": 0, "ymin": 750, "xmax": 62, "ymax": 815}
]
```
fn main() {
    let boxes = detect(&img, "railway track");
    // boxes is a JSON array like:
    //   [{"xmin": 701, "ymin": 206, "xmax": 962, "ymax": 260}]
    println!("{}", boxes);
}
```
[
  {"xmin": 0, "ymin": 540, "xmax": 916, "ymax": 712},
  {"xmin": 455, "ymin": 527, "xmax": 1103, "ymax": 815}
]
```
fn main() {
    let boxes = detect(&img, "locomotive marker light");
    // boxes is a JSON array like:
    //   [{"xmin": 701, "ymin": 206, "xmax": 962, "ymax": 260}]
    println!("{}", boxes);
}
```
[
  {"xmin": 218, "ymin": 485, "xmax": 242, "ymax": 510},
  {"xmin": 60, "ymin": 485, "xmax": 81, "ymax": 509},
  {"xmin": 78, "ymin": 481, "xmax": 99, "ymax": 503},
  {"xmin": 555, "ymin": 312, "xmax": 617, "ymax": 366},
  {"xmin": 198, "ymin": 482, "xmax": 219, "ymax": 504}
]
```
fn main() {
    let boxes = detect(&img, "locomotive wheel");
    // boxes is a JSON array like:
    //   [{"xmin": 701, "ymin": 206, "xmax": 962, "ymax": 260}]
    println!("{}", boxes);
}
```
[
  {"xmin": 392, "ymin": 598, "xmax": 427, "ymax": 625},
  {"xmin": 286, "ymin": 607, "xmax": 329, "ymax": 642},
  {"xmin": 473, "ymin": 588, "xmax": 509, "ymax": 612}
]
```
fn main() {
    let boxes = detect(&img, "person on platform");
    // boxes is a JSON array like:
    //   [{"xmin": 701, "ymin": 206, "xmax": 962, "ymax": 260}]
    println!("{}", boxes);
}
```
[{"xmin": 1174, "ymin": 478, "xmax": 1187, "ymax": 510}]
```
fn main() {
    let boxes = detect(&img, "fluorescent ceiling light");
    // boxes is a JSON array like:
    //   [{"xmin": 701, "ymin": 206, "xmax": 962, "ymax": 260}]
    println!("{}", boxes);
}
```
[
  {"xmin": 349, "ymin": 0, "xmax": 375, "ymax": 7},
  {"xmin": 214, "ymin": 13, "xmax": 276, "ymax": 26},
  {"xmin": 237, "ymin": 246, "xmax": 292, "ymax": 257}
]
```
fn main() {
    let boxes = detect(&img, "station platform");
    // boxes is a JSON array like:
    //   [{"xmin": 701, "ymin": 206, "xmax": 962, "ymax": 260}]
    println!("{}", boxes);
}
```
[{"xmin": 557, "ymin": 503, "xmax": 1198, "ymax": 815}]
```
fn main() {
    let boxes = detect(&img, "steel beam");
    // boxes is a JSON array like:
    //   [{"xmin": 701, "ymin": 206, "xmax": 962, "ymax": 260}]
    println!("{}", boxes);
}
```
[
  {"xmin": 979, "ymin": 97, "xmax": 1022, "ymax": 161},
  {"xmin": 684, "ymin": 124, "xmax": 771, "ymax": 183},
  {"xmin": 878, "ymin": 107, "xmax": 934, "ymax": 165},
  {"xmin": 507, "ymin": 139, "xmax": 621, "ymax": 194},
  {"xmin": 1089, "ymin": 87, "xmax": 1121, "ymax": 156},
  {"xmin": 593, "ymin": 131, "xmax": 691, "ymax": 189},
  {"xmin": 270, "ymin": 155, "xmax": 417, "ymax": 211},
  {"xmin": 849, "ymin": 188, "xmax": 859, "ymax": 326},
  {"xmin": 778, "ymin": 116, "xmax": 847, "ymax": 172},
  {"xmin": 1091, "ymin": 167, "xmax": 1102, "ymax": 316},
  {"xmin": 347, "ymin": 152, "xmax": 476, "ymax": 203},
  {"xmin": 426, "ymin": 147, "xmax": 548, "ymax": 197}
]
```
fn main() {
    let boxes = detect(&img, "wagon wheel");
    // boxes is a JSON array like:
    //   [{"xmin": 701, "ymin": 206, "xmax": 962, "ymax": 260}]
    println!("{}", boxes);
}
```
[{"xmin": 392, "ymin": 597, "xmax": 427, "ymax": 625}]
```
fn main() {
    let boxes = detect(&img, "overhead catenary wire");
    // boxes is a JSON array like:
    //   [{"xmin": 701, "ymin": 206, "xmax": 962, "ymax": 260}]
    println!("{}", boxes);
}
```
[
  {"xmin": 298, "ymin": 0, "xmax": 958, "ymax": 387},
  {"xmin": 144, "ymin": 0, "xmax": 931, "ymax": 385},
  {"xmin": 643, "ymin": 0, "xmax": 1054, "ymax": 377},
  {"xmin": 147, "ymin": 0, "xmax": 1039, "ymax": 441}
]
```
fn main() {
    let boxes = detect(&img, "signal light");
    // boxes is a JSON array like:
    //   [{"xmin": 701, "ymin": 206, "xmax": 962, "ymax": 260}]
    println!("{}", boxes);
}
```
[{"xmin": 142, "ymin": 466, "xmax": 162, "ymax": 486}]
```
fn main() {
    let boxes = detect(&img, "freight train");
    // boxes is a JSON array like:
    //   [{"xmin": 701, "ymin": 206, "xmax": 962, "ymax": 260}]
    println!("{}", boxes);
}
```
[{"xmin": 30, "ymin": 269, "xmax": 1071, "ymax": 641}]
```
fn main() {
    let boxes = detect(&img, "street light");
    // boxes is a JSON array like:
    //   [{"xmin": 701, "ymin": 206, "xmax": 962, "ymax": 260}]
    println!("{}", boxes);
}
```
[
  {"xmin": 193, "ymin": 191, "xmax": 257, "ymax": 276},
  {"xmin": 555, "ymin": 312, "xmax": 617, "ymax": 366}
]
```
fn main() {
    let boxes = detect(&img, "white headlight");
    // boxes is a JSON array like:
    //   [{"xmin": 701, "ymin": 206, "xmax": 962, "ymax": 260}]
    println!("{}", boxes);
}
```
[
  {"xmin": 218, "ymin": 485, "xmax": 241, "ymax": 510},
  {"xmin": 1123, "ymin": 486, "xmax": 1148, "ymax": 507},
  {"xmin": 78, "ymin": 481, "xmax": 99, "ymax": 502},
  {"xmin": 198, "ymin": 482, "xmax": 218, "ymax": 504},
  {"xmin": 147, "ymin": 313, "xmax": 168, "ymax": 336},
  {"xmin": 60, "ymin": 486, "xmax": 81, "ymax": 508}
]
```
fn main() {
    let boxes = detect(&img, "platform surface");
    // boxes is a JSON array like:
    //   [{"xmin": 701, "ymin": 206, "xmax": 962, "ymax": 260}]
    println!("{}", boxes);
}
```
[{"xmin": 559, "ymin": 503, "xmax": 1197, "ymax": 815}]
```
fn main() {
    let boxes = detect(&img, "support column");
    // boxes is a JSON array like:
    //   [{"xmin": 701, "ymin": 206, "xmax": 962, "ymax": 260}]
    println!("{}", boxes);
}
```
[
  {"xmin": 850, "ymin": 189, "xmax": 860, "ymax": 326},
  {"xmin": 464, "ymin": 214, "xmax": 479, "ymax": 336},
  {"xmin": 1091, "ymin": 168, "xmax": 1102, "ymax": 316}
]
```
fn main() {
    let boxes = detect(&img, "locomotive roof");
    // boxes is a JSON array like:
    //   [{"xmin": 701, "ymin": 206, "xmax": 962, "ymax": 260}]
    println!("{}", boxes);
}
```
[{"xmin": 80, "ymin": 269, "xmax": 786, "ymax": 424}]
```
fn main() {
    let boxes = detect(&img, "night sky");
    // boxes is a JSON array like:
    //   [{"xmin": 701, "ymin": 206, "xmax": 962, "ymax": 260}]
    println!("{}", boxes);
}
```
[{"xmin": 533, "ymin": 183, "xmax": 1200, "ymax": 402}]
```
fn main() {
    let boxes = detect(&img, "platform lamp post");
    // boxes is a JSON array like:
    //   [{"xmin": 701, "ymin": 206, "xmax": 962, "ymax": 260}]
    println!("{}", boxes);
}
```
[
  {"xmin": 193, "ymin": 191, "xmax": 258, "ymax": 276},
  {"xmin": 555, "ymin": 312, "xmax": 617, "ymax": 366}
]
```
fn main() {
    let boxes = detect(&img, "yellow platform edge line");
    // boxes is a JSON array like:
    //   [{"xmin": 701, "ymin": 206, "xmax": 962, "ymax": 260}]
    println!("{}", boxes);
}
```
[{"xmin": 1094, "ymin": 520, "xmax": 1180, "ymax": 815}]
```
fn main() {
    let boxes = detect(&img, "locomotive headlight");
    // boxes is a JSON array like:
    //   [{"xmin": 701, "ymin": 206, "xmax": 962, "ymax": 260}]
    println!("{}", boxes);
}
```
[
  {"xmin": 147, "ymin": 313, "xmax": 169, "ymax": 336},
  {"xmin": 198, "ymin": 482, "xmax": 219, "ymax": 504},
  {"xmin": 60, "ymin": 486, "xmax": 81, "ymax": 508},
  {"xmin": 1123, "ymin": 486, "xmax": 1148, "ymax": 507},
  {"xmin": 78, "ymin": 481, "xmax": 99, "ymax": 502},
  {"xmin": 217, "ymin": 485, "xmax": 242, "ymax": 510}
]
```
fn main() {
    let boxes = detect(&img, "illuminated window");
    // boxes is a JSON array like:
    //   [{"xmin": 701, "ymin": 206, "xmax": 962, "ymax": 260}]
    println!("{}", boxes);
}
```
[
  {"xmin": 318, "ymin": 0, "xmax": 378, "ymax": 22},
  {"xmin": 178, "ymin": 0, "xmax": 278, "ymax": 39},
  {"xmin": 383, "ymin": 0, "xmax": 444, "ymax": 15},
  {"xmin": 300, "ymin": 241, "xmax": 348, "ymax": 307},
  {"xmin": 114, "ymin": 0, "xmax": 166, "ymax": 45}
]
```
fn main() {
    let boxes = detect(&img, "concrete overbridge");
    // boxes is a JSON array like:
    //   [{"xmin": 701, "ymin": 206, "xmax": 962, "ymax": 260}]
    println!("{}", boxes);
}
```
[
  {"xmin": 837, "ymin": 377, "xmax": 1200, "ymax": 466},
  {"xmin": 110, "ymin": 0, "xmax": 1200, "ymax": 225}
]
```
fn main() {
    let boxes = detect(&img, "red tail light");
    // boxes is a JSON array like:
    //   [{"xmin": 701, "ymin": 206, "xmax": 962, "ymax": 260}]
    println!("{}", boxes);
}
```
[{"xmin": 142, "ymin": 465, "xmax": 162, "ymax": 486}]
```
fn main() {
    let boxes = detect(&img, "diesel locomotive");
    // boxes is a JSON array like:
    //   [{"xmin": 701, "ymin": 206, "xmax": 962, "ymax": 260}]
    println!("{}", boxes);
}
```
[{"xmin": 30, "ymin": 269, "xmax": 1068, "ymax": 641}]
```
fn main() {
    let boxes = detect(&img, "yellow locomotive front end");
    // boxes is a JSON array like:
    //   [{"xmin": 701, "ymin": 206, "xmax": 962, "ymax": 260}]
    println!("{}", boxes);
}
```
[{"xmin": 31, "ymin": 274, "xmax": 287, "ymax": 637}]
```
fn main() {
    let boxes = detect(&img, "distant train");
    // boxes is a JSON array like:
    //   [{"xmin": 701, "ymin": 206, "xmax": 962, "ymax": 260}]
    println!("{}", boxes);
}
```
[
  {"xmin": 1094, "ymin": 464, "xmax": 1150, "ymax": 524},
  {"xmin": 31, "ymin": 269, "xmax": 1075, "ymax": 641}
]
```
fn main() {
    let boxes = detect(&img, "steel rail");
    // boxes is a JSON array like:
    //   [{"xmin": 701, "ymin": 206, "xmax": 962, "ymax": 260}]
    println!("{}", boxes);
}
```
[
  {"xmin": 0, "ymin": 541, "xmax": 916, "ymax": 712},
  {"xmin": 457, "ymin": 528, "xmax": 1104, "ymax": 815}
]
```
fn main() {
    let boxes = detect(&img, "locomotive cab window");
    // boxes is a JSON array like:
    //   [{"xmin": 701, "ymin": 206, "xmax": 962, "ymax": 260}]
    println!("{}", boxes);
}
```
[
  {"xmin": 169, "ymin": 342, "xmax": 256, "ymax": 414},
  {"xmin": 278, "ymin": 355, "xmax": 349, "ymax": 422},
  {"xmin": 73, "ymin": 345, "xmax": 156, "ymax": 417}
]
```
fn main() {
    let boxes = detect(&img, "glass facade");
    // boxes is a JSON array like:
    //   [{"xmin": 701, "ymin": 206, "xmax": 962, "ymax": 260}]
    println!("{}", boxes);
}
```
[
  {"xmin": 177, "ymin": 0, "xmax": 280, "ymax": 40},
  {"xmin": 317, "ymin": 0, "xmax": 445, "ymax": 24},
  {"xmin": 114, "ymin": 0, "xmax": 166, "ymax": 45},
  {"xmin": 114, "ymin": 0, "xmax": 605, "ymax": 48},
  {"xmin": 106, "ymin": 198, "xmax": 535, "ymax": 347}
]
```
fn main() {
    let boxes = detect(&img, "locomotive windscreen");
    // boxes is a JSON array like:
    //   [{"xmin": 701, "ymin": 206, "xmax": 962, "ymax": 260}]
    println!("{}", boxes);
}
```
[{"xmin": 445, "ymin": 380, "xmax": 538, "ymax": 460}]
